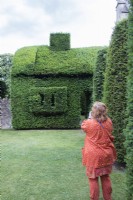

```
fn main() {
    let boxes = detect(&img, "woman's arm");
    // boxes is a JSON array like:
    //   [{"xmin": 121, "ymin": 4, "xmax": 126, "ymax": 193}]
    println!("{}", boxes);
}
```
[{"xmin": 81, "ymin": 119, "xmax": 90, "ymax": 132}]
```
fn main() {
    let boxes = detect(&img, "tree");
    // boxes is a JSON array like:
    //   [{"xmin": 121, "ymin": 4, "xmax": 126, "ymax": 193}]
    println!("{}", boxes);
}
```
[
  {"xmin": 0, "ymin": 54, "xmax": 13, "ymax": 98},
  {"xmin": 103, "ymin": 19, "xmax": 128, "ymax": 163},
  {"xmin": 93, "ymin": 48, "xmax": 108, "ymax": 102}
]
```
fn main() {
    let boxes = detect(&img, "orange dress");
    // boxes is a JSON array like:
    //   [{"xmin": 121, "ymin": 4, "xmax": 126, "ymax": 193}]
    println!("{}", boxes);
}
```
[{"xmin": 81, "ymin": 118, "xmax": 117, "ymax": 178}]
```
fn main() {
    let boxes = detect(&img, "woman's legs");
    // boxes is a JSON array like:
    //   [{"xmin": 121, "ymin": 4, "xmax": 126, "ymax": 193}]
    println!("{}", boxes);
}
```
[
  {"xmin": 100, "ymin": 174, "xmax": 112, "ymax": 200},
  {"xmin": 88, "ymin": 177, "xmax": 99, "ymax": 200}
]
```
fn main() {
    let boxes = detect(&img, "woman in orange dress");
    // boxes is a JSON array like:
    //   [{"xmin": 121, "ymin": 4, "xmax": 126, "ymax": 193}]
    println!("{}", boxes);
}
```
[{"xmin": 81, "ymin": 102, "xmax": 117, "ymax": 200}]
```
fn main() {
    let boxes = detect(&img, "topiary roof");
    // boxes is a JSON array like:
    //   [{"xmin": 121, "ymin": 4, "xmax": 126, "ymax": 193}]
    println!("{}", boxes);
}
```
[{"xmin": 12, "ymin": 45, "xmax": 103, "ymax": 76}]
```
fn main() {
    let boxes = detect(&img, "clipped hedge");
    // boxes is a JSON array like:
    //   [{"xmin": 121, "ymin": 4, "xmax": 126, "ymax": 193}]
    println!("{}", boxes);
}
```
[
  {"xmin": 124, "ymin": 0, "xmax": 133, "ymax": 199},
  {"xmin": 50, "ymin": 33, "xmax": 70, "ymax": 51},
  {"xmin": 11, "ymin": 33, "xmax": 102, "ymax": 129},
  {"xmin": 12, "ymin": 46, "xmax": 102, "ymax": 76},
  {"xmin": 103, "ymin": 20, "xmax": 128, "ymax": 163},
  {"xmin": 11, "ymin": 46, "xmax": 38, "ymax": 76},
  {"xmin": 11, "ymin": 76, "xmax": 93, "ymax": 129},
  {"xmin": 29, "ymin": 86, "xmax": 68, "ymax": 114},
  {"xmin": 93, "ymin": 47, "xmax": 108, "ymax": 101}
]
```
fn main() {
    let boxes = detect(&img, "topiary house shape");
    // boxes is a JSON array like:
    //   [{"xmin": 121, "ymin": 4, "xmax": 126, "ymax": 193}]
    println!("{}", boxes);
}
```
[{"xmin": 11, "ymin": 33, "xmax": 101, "ymax": 129}]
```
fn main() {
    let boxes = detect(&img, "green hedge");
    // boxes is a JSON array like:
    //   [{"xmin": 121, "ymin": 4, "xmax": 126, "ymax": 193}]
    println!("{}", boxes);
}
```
[
  {"xmin": 12, "ymin": 46, "xmax": 102, "ymax": 76},
  {"xmin": 103, "ymin": 20, "xmax": 128, "ymax": 163},
  {"xmin": 11, "ymin": 76, "xmax": 93, "ymax": 129},
  {"xmin": 11, "ymin": 46, "xmax": 38, "ymax": 76},
  {"xmin": 124, "ymin": 1, "xmax": 133, "ymax": 199},
  {"xmin": 50, "ymin": 33, "xmax": 70, "ymax": 51},
  {"xmin": 93, "ymin": 48, "xmax": 108, "ymax": 101},
  {"xmin": 11, "ymin": 33, "xmax": 102, "ymax": 129},
  {"xmin": 29, "ymin": 86, "xmax": 68, "ymax": 114}
]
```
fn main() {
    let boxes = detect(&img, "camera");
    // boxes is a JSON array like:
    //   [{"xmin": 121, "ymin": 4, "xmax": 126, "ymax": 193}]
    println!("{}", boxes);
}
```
[{"xmin": 88, "ymin": 111, "xmax": 92, "ymax": 119}]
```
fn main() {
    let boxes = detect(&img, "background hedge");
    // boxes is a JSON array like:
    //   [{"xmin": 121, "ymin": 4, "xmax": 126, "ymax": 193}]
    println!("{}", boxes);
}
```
[
  {"xmin": 93, "ymin": 47, "xmax": 108, "ymax": 102},
  {"xmin": 124, "ymin": 0, "xmax": 133, "ymax": 199},
  {"xmin": 11, "ymin": 33, "xmax": 102, "ymax": 129},
  {"xmin": 103, "ymin": 19, "xmax": 128, "ymax": 163},
  {"xmin": 0, "ymin": 80, "xmax": 7, "ymax": 99},
  {"xmin": 0, "ymin": 54, "xmax": 13, "ymax": 98}
]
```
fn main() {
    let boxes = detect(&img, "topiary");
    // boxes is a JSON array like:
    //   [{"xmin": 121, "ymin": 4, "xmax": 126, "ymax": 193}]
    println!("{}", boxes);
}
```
[
  {"xmin": 124, "ymin": 0, "xmax": 133, "ymax": 199},
  {"xmin": 103, "ymin": 19, "xmax": 128, "ymax": 163},
  {"xmin": 93, "ymin": 47, "xmax": 108, "ymax": 102}
]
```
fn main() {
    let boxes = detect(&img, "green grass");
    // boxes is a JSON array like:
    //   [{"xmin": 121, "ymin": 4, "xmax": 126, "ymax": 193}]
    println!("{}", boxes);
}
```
[{"xmin": 1, "ymin": 130, "xmax": 126, "ymax": 200}]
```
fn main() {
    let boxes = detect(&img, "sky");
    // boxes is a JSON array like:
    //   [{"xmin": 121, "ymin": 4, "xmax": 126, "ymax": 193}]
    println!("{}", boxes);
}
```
[{"xmin": 0, "ymin": 0, "xmax": 117, "ymax": 54}]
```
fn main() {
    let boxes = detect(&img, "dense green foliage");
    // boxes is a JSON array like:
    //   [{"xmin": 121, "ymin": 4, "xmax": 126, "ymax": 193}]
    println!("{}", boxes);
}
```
[
  {"xmin": 50, "ymin": 33, "xmax": 70, "ymax": 51},
  {"xmin": 103, "ymin": 20, "xmax": 128, "ymax": 163},
  {"xmin": 11, "ymin": 46, "xmax": 38, "ymax": 76},
  {"xmin": 93, "ymin": 48, "xmax": 108, "ymax": 101},
  {"xmin": 0, "ymin": 80, "xmax": 7, "ymax": 98},
  {"xmin": 11, "ymin": 34, "xmax": 101, "ymax": 129},
  {"xmin": 0, "ymin": 54, "xmax": 13, "ymax": 98},
  {"xmin": 12, "ymin": 46, "xmax": 101, "ymax": 76},
  {"xmin": 29, "ymin": 86, "xmax": 68, "ymax": 114},
  {"xmin": 11, "ymin": 75, "xmax": 92, "ymax": 129},
  {"xmin": 124, "ymin": 1, "xmax": 133, "ymax": 199}
]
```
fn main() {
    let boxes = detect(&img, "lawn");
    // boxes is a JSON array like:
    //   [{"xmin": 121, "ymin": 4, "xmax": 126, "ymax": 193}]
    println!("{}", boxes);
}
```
[{"xmin": 1, "ymin": 129, "xmax": 126, "ymax": 200}]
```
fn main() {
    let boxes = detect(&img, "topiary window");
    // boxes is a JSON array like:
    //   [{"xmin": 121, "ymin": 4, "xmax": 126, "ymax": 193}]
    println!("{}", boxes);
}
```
[{"xmin": 29, "ymin": 87, "xmax": 68, "ymax": 115}]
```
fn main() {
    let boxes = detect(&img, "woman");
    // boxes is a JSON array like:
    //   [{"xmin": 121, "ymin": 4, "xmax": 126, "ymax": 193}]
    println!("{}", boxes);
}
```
[{"xmin": 81, "ymin": 102, "xmax": 117, "ymax": 200}]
